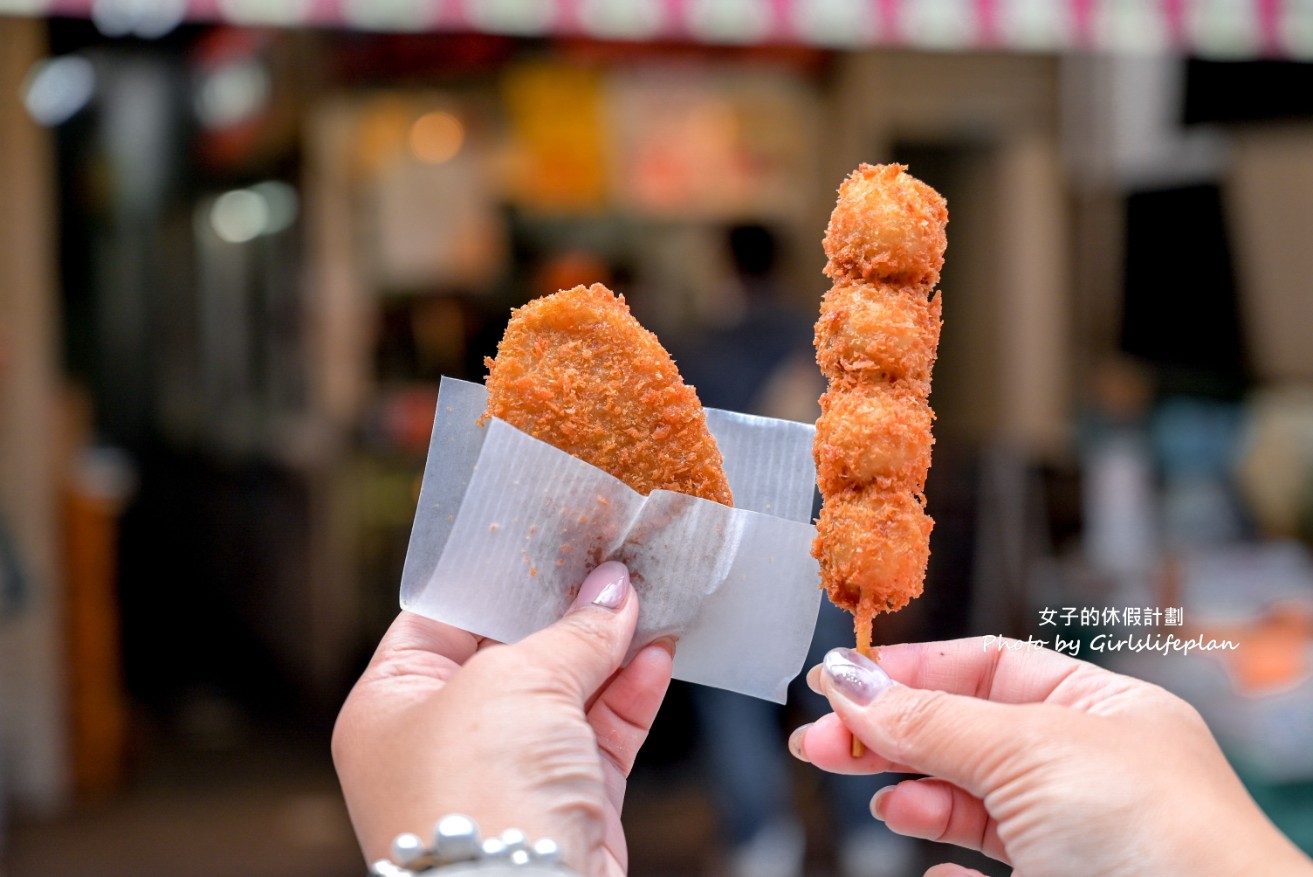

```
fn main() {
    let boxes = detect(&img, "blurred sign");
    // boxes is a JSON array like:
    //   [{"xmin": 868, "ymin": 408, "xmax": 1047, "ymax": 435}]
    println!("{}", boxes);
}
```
[
  {"xmin": 354, "ymin": 95, "xmax": 507, "ymax": 290},
  {"xmin": 502, "ymin": 62, "xmax": 608, "ymax": 212},
  {"xmin": 607, "ymin": 67, "xmax": 815, "ymax": 218},
  {"xmin": 10, "ymin": 0, "xmax": 1313, "ymax": 59}
]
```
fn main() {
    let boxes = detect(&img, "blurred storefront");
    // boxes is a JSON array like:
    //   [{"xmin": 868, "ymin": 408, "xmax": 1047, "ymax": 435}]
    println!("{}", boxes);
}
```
[{"xmin": 3, "ymin": 2, "xmax": 1313, "ymax": 875}]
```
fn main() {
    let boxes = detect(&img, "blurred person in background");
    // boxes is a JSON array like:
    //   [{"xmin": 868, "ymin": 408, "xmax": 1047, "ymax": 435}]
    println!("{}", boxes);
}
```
[{"xmin": 676, "ymin": 224, "xmax": 918, "ymax": 877}]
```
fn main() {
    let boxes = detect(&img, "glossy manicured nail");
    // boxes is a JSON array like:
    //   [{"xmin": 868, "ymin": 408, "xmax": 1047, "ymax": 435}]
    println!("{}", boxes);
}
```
[
  {"xmin": 788, "ymin": 723, "xmax": 813, "ymax": 761},
  {"xmin": 870, "ymin": 785, "xmax": 894, "ymax": 821},
  {"xmin": 574, "ymin": 561, "xmax": 629, "ymax": 610},
  {"xmin": 822, "ymin": 648, "xmax": 892, "ymax": 705}
]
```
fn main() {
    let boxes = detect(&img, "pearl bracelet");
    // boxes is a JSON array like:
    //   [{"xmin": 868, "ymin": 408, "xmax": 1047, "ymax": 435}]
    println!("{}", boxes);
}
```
[{"xmin": 369, "ymin": 814, "xmax": 575, "ymax": 875}]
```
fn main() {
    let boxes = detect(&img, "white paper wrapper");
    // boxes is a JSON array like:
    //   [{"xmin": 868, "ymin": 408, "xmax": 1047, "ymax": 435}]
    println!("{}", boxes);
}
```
[{"xmin": 400, "ymin": 377, "xmax": 821, "ymax": 703}]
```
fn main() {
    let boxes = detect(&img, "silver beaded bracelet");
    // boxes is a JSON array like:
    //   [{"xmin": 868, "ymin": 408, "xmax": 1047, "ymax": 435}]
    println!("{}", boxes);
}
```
[{"xmin": 369, "ymin": 814, "xmax": 578, "ymax": 875}]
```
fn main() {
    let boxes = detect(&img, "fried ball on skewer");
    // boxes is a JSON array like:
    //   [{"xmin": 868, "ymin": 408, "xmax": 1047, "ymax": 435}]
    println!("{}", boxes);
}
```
[
  {"xmin": 815, "ymin": 385, "xmax": 934, "ymax": 496},
  {"xmin": 814, "ymin": 488, "xmax": 934, "ymax": 647},
  {"xmin": 815, "ymin": 282, "xmax": 942, "ymax": 389},
  {"xmin": 823, "ymin": 162, "xmax": 948, "ymax": 288}
]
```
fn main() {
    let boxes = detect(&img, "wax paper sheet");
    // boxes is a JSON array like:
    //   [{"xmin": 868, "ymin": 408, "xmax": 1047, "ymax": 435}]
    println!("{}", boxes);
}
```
[{"xmin": 399, "ymin": 377, "xmax": 821, "ymax": 702}]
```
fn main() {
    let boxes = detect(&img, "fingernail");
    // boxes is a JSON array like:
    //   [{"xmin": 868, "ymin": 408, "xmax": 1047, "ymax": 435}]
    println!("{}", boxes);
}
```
[
  {"xmin": 788, "ymin": 723, "xmax": 812, "ymax": 762},
  {"xmin": 822, "ymin": 648, "xmax": 892, "ymax": 705},
  {"xmin": 651, "ymin": 636, "xmax": 677, "ymax": 658},
  {"xmin": 870, "ymin": 785, "xmax": 894, "ymax": 821},
  {"xmin": 574, "ymin": 561, "xmax": 629, "ymax": 610}
]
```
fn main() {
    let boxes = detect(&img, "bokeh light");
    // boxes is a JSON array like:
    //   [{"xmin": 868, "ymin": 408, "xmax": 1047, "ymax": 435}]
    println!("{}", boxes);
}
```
[
  {"xmin": 210, "ymin": 188, "xmax": 270, "ymax": 244},
  {"xmin": 22, "ymin": 55, "xmax": 96, "ymax": 127},
  {"xmin": 195, "ymin": 60, "xmax": 271, "ymax": 130},
  {"xmin": 408, "ymin": 110, "xmax": 465, "ymax": 165},
  {"xmin": 91, "ymin": 0, "xmax": 187, "ymax": 39},
  {"xmin": 249, "ymin": 180, "xmax": 299, "ymax": 235}
]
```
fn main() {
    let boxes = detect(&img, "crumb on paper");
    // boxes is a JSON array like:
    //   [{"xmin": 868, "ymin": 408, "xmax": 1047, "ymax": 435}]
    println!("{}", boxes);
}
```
[
  {"xmin": 490, "ymin": 523, "xmax": 499, "ymax": 532},
  {"xmin": 529, "ymin": 566, "xmax": 537, "ymax": 577}
]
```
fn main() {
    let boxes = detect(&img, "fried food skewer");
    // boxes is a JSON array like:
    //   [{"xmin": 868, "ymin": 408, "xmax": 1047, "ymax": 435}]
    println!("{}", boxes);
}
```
[{"xmin": 811, "ymin": 164, "xmax": 947, "ymax": 755}]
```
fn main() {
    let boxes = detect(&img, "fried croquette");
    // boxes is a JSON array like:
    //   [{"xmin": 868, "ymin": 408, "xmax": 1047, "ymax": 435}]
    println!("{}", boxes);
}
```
[
  {"xmin": 813, "ymin": 164, "xmax": 946, "ymax": 656},
  {"xmin": 485, "ymin": 283, "xmax": 732, "ymax": 506}
]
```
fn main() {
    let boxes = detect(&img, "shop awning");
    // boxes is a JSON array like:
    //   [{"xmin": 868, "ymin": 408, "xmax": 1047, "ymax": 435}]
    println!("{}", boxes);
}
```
[{"xmin": 8, "ymin": 0, "xmax": 1312, "ymax": 59}]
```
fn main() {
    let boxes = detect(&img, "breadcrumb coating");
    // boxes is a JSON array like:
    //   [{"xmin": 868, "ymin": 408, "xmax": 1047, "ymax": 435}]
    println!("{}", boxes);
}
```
[
  {"xmin": 815, "ymin": 282, "xmax": 942, "ymax": 388},
  {"xmin": 815, "ymin": 385, "xmax": 934, "ymax": 496},
  {"xmin": 822, "ymin": 162, "xmax": 948, "ymax": 288},
  {"xmin": 485, "ymin": 283, "xmax": 732, "ymax": 506},
  {"xmin": 815, "ymin": 488, "xmax": 933, "ymax": 615}
]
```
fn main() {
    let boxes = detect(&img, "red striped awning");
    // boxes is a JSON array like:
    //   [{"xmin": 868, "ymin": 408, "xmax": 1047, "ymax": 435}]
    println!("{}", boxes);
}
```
[{"xmin": 10, "ymin": 0, "xmax": 1313, "ymax": 59}]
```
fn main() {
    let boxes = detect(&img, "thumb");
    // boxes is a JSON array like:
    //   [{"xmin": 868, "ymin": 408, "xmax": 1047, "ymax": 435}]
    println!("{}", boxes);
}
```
[
  {"xmin": 819, "ymin": 648, "xmax": 1032, "ymax": 796},
  {"xmin": 507, "ymin": 560, "xmax": 639, "ymax": 701}
]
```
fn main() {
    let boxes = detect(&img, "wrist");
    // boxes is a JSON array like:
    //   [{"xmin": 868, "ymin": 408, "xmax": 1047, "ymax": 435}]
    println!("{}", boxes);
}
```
[
  {"xmin": 1176, "ymin": 800, "xmax": 1312, "ymax": 877},
  {"xmin": 368, "ymin": 814, "xmax": 581, "ymax": 877},
  {"xmin": 1233, "ymin": 828, "xmax": 1313, "ymax": 877}
]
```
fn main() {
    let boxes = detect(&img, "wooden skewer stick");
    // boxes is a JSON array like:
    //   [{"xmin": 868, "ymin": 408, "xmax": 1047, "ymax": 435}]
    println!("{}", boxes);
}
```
[{"xmin": 851, "ymin": 615, "xmax": 874, "ymax": 758}]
